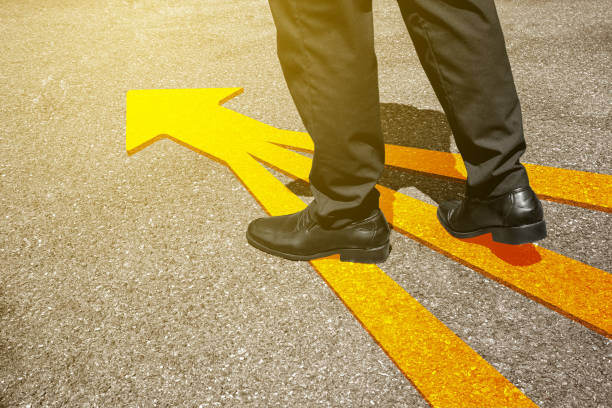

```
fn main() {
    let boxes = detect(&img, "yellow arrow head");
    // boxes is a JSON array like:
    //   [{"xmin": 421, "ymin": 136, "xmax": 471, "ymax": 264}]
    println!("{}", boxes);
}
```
[{"xmin": 125, "ymin": 87, "xmax": 244, "ymax": 156}]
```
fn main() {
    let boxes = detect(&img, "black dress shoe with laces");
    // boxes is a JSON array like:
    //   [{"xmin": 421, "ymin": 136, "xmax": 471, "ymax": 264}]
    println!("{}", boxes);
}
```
[
  {"xmin": 246, "ymin": 202, "xmax": 391, "ymax": 264},
  {"xmin": 436, "ymin": 186, "xmax": 547, "ymax": 245}
]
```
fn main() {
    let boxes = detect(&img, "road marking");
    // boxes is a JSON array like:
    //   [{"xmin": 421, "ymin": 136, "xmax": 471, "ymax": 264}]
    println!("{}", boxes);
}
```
[
  {"xmin": 252, "ymin": 141, "xmax": 612, "ymax": 337},
  {"xmin": 386, "ymin": 146, "xmax": 612, "ymax": 213},
  {"xmin": 245, "ymin": 140, "xmax": 612, "ymax": 338},
  {"xmin": 126, "ymin": 87, "xmax": 609, "ymax": 406},
  {"xmin": 266, "ymin": 132, "xmax": 612, "ymax": 213},
  {"xmin": 126, "ymin": 87, "xmax": 612, "ymax": 213},
  {"xmin": 227, "ymin": 147, "xmax": 537, "ymax": 408}
]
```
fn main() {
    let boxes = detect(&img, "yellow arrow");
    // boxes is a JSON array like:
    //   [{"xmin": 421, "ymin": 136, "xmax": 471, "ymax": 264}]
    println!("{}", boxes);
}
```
[
  {"xmin": 127, "ymin": 87, "xmax": 611, "ymax": 336},
  {"xmin": 127, "ymin": 87, "xmax": 612, "ymax": 213},
  {"xmin": 125, "ymin": 87, "xmax": 608, "ymax": 406}
]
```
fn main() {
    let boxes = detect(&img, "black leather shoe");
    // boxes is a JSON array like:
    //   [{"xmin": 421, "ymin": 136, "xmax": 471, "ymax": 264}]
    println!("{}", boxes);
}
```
[
  {"xmin": 436, "ymin": 186, "xmax": 547, "ymax": 245},
  {"xmin": 246, "ymin": 202, "xmax": 391, "ymax": 264}
]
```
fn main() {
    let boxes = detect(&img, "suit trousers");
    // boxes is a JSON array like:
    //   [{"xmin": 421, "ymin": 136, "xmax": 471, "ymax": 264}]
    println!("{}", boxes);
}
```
[{"xmin": 267, "ymin": 0, "xmax": 531, "ymax": 229}]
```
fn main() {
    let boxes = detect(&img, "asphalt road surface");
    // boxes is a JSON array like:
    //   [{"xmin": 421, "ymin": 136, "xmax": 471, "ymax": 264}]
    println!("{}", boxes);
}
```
[{"xmin": 1, "ymin": 0, "xmax": 610, "ymax": 407}]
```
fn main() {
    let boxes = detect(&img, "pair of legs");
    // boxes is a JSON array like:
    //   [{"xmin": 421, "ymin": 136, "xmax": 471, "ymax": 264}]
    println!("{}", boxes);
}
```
[{"xmin": 267, "ymin": 0, "xmax": 531, "ymax": 229}]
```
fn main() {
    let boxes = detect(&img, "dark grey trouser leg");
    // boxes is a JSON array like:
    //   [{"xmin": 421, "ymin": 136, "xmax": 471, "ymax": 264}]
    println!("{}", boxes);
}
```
[
  {"xmin": 267, "ymin": 0, "xmax": 384, "ymax": 229},
  {"xmin": 397, "ymin": 0, "xmax": 531, "ymax": 198}
]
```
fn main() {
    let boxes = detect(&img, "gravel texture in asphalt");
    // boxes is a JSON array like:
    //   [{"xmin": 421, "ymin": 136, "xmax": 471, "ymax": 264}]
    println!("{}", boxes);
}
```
[{"xmin": 1, "ymin": 0, "xmax": 610, "ymax": 407}]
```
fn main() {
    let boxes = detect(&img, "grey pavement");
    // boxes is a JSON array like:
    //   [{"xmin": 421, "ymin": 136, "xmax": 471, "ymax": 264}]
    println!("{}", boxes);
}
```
[{"xmin": 0, "ymin": 0, "xmax": 610, "ymax": 407}]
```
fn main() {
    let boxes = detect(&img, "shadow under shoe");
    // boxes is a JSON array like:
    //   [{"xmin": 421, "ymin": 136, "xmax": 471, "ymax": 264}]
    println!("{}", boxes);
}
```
[
  {"xmin": 436, "ymin": 186, "xmax": 547, "ymax": 245},
  {"xmin": 246, "ymin": 202, "xmax": 391, "ymax": 264}
]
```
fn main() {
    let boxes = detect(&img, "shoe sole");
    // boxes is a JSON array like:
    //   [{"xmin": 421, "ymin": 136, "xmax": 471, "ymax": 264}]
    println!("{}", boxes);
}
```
[
  {"xmin": 436, "ymin": 207, "xmax": 547, "ymax": 245},
  {"xmin": 246, "ymin": 231, "xmax": 391, "ymax": 264}
]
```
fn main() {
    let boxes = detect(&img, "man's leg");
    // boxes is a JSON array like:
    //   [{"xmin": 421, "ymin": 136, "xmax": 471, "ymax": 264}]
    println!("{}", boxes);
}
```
[
  {"xmin": 267, "ymin": 0, "xmax": 384, "ymax": 229},
  {"xmin": 397, "ymin": 0, "xmax": 530, "ymax": 198},
  {"xmin": 245, "ymin": 0, "xmax": 391, "ymax": 263},
  {"xmin": 396, "ymin": 0, "xmax": 546, "ymax": 244}
]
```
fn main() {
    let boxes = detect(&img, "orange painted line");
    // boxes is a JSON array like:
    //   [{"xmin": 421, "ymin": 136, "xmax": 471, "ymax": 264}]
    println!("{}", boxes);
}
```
[
  {"xmin": 228, "ymin": 153, "xmax": 537, "ymax": 408},
  {"xmin": 376, "ymin": 185, "xmax": 612, "ymax": 339},
  {"xmin": 248, "ymin": 145, "xmax": 612, "ymax": 339},
  {"xmin": 264, "ymin": 133, "xmax": 612, "ymax": 213},
  {"xmin": 522, "ymin": 162, "xmax": 611, "ymax": 212},
  {"xmin": 312, "ymin": 259, "xmax": 537, "ymax": 408},
  {"xmin": 385, "ymin": 144, "xmax": 612, "ymax": 213}
]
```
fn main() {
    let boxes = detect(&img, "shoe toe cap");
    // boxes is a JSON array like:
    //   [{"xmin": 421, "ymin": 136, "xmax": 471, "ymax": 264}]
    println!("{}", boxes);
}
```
[
  {"xmin": 247, "ymin": 216, "xmax": 287, "ymax": 248},
  {"xmin": 247, "ymin": 217, "xmax": 268, "ymax": 240}
]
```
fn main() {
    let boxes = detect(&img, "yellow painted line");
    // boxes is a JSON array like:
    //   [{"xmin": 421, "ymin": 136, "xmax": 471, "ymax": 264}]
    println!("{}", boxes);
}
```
[
  {"xmin": 312, "ymin": 259, "xmax": 536, "ymax": 408},
  {"xmin": 375, "ymin": 185, "xmax": 612, "ymax": 338},
  {"xmin": 232, "ymin": 157, "xmax": 537, "ymax": 408},
  {"xmin": 264, "ymin": 133, "xmax": 612, "ymax": 213},
  {"xmin": 261, "ymin": 149, "xmax": 612, "ymax": 338},
  {"xmin": 522, "ymin": 162, "xmax": 611, "ymax": 212},
  {"xmin": 245, "ymin": 136, "xmax": 612, "ymax": 339},
  {"xmin": 218, "ymin": 158, "xmax": 538, "ymax": 408},
  {"xmin": 385, "ymin": 145, "xmax": 612, "ymax": 213},
  {"xmin": 126, "ymin": 88, "xmax": 539, "ymax": 407},
  {"xmin": 290, "ymin": 139, "xmax": 612, "ymax": 213}
]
